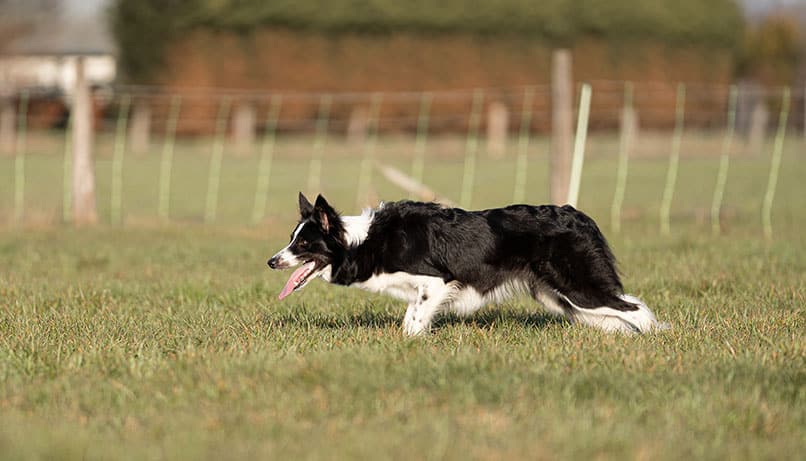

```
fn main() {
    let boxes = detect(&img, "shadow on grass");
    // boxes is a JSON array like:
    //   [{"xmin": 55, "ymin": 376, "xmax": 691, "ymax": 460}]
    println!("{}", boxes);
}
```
[
  {"xmin": 262, "ymin": 307, "xmax": 565, "ymax": 332},
  {"xmin": 435, "ymin": 309, "xmax": 566, "ymax": 331}
]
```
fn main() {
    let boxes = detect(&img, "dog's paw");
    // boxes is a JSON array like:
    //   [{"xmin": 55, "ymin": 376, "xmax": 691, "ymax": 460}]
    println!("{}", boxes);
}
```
[{"xmin": 403, "ymin": 318, "xmax": 430, "ymax": 337}]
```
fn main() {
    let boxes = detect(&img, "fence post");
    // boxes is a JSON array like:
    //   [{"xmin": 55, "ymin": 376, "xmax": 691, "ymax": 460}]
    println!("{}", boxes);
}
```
[
  {"xmin": 204, "ymin": 97, "xmax": 231, "ymax": 224},
  {"xmin": 513, "ymin": 86, "xmax": 535, "ymax": 203},
  {"xmin": 710, "ymin": 85, "xmax": 738, "ymax": 236},
  {"xmin": 0, "ymin": 94, "xmax": 14, "ymax": 155},
  {"xmin": 232, "ymin": 101, "xmax": 256, "ymax": 154},
  {"xmin": 72, "ymin": 57, "xmax": 98, "ymax": 225},
  {"xmin": 566, "ymin": 83, "xmax": 591, "ymax": 208},
  {"xmin": 62, "ymin": 104, "xmax": 73, "ymax": 223},
  {"xmin": 611, "ymin": 82, "xmax": 635, "ymax": 233},
  {"xmin": 110, "ymin": 94, "xmax": 131, "ymax": 225},
  {"xmin": 251, "ymin": 95, "xmax": 282, "ymax": 224},
  {"xmin": 410, "ymin": 92, "xmax": 432, "ymax": 200},
  {"xmin": 762, "ymin": 87, "xmax": 791, "ymax": 240},
  {"xmin": 307, "ymin": 94, "xmax": 332, "ymax": 195},
  {"xmin": 129, "ymin": 102, "xmax": 151, "ymax": 154},
  {"xmin": 660, "ymin": 83, "xmax": 686, "ymax": 236},
  {"xmin": 347, "ymin": 105, "xmax": 369, "ymax": 145},
  {"xmin": 355, "ymin": 93, "xmax": 383, "ymax": 210},
  {"xmin": 460, "ymin": 89, "xmax": 484, "ymax": 209},
  {"xmin": 13, "ymin": 91, "xmax": 28, "ymax": 225},
  {"xmin": 487, "ymin": 100, "xmax": 509, "ymax": 158},
  {"xmin": 551, "ymin": 49, "xmax": 573, "ymax": 204},
  {"xmin": 747, "ymin": 101, "xmax": 768, "ymax": 156},
  {"xmin": 158, "ymin": 95, "xmax": 182, "ymax": 221}
]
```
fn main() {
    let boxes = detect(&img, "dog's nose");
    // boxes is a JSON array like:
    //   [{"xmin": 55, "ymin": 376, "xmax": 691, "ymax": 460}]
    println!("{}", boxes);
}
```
[{"xmin": 267, "ymin": 257, "xmax": 278, "ymax": 269}]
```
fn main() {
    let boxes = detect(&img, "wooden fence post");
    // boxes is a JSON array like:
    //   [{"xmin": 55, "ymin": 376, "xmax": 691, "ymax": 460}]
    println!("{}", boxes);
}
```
[
  {"xmin": 347, "ymin": 105, "xmax": 369, "ymax": 145},
  {"xmin": 129, "ymin": 102, "xmax": 151, "ymax": 154},
  {"xmin": 486, "ymin": 101, "xmax": 508, "ymax": 158},
  {"xmin": 13, "ymin": 91, "xmax": 28, "ymax": 225},
  {"xmin": 747, "ymin": 101, "xmax": 769, "ymax": 156},
  {"xmin": 232, "ymin": 102, "xmax": 256, "ymax": 153},
  {"xmin": 551, "ymin": 49, "xmax": 573, "ymax": 204},
  {"xmin": 0, "ymin": 95, "xmax": 14, "ymax": 155},
  {"xmin": 72, "ymin": 57, "xmax": 98, "ymax": 225}
]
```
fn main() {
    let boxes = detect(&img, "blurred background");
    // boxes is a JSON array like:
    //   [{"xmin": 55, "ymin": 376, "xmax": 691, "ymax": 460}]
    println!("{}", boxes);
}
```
[{"xmin": 0, "ymin": 0, "xmax": 804, "ymax": 236}]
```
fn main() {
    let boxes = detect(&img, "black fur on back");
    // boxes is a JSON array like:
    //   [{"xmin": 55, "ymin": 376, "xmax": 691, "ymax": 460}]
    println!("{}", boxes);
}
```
[{"xmin": 329, "ymin": 201, "xmax": 637, "ymax": 312}]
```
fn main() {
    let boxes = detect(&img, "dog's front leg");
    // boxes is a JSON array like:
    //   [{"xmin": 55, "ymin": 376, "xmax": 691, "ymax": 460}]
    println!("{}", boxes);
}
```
[
  {"xmin": 403, "ymin": 302, "xmax": 423, "ymax": 336},
  {"xmin": 403, "ymin": 281, "xmax": 448, "ymax": 336}
]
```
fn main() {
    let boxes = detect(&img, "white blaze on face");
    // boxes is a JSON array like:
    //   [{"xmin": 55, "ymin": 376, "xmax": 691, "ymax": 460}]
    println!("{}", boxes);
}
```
[{"xmin": 271, "ymin": 222, "xmax": 305, "ymax": 267}]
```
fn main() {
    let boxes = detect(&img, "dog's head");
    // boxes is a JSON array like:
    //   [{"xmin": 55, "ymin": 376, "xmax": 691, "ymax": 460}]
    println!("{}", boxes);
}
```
[{"xmin": 268, "ymin": 193, "xmax": 345, "ymax": 299}]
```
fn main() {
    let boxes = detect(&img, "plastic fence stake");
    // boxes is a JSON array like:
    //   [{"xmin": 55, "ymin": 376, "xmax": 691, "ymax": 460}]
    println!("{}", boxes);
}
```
[
  {"xmin": 567, "ymin": 83, "xmax": 592, "ymax": 208},
  {"xmin": 307, "ymin": 95, "xmax": 332, "ymax": 195},
  {"xmin": 110, "ymin": 94, "xmax": 131, "ymax": 225},
  {"xmin": 355, "ymin": 93, "xmax": 383, "ymax": 210},
  {"xmin": 513, "ymin": 86, "xmax": 535, "ymax": 204},
  {"xmin": 660, "ymin": 83, "xmax": 686, "ymax": 236},
  {"xmin": 158, "ymin": 95, "xmax": 182, "ymax": 221},
  {"xmin": 251, "ymin": 95, "xmax": 282, "ymax": 224},
  {"xmin": 762, "ymin": 87, "xmax": 791, "ymax": 240},
  {"xmin": 460, "ymin": 89, "xmax": 484, "ymax": 209},
  {"xmin": 710, "ymin": 85, "xmax": 738, "ymax": 236},
  {"xmin": 205, "ymin": 97, "xmax": 231, "ymax": 224},
  {"xmin": 410, "ymin": 92, "xmax": 432, "ymax": 200},
  {"xmin": 611, "ymin": 82, "xmax": 634, "ymax": 234}
]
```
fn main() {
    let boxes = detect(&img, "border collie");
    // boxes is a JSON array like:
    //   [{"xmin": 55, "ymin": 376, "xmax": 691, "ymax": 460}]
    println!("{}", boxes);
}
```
[{"xmin": 268, "ymin": 193, "xmax": 665, "ymax": 336}]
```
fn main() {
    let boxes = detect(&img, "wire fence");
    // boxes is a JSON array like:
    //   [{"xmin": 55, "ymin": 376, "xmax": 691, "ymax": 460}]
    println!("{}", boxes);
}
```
[{"xmin": 0, "ymin": 81, "xmax": 804, "ymax": 238}]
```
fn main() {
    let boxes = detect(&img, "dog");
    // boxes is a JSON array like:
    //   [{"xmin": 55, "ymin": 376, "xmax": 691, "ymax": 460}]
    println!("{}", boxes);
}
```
[{"xmin": 268, "ymin": 193, "xmax": 665, "ymax": 336}]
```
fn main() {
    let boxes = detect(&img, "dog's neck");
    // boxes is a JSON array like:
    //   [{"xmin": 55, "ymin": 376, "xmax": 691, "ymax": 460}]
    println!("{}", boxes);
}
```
[{"xmin": 340, "ymin": 207, "xmax": 375, "ymax": 248}]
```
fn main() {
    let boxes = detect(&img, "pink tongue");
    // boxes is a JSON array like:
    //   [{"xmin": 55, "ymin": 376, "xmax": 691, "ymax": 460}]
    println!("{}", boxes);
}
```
[{"xmin": 278, "ymin": 262, "xmax": 315, "ymax": 300}]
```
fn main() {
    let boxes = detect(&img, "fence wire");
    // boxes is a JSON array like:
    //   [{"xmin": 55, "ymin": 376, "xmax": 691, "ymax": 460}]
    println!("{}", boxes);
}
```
[{"xmin": 0, "ymin": 82, "xmax": 803, "ymax": 238}]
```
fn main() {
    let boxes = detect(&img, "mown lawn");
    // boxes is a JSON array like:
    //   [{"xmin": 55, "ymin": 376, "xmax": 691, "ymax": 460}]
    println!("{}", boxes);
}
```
[{"xmin": 0, "ymin": 134, "xmax": 804, "ymax": 459}]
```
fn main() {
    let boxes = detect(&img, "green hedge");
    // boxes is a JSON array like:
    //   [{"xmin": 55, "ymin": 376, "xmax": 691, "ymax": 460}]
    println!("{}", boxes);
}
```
[{"xmin": 111, "ymin": 0, "xmax": 745, "ymax": 81}]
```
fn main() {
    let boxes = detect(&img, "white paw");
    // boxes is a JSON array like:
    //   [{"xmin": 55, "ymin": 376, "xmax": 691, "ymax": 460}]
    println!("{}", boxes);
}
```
[{"xmin": 403, "ymin": 317, "xmax": 429, "ymax": 336}]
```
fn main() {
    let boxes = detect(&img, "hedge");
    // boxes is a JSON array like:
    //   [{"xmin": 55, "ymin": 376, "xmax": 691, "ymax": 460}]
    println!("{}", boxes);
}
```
[{"xmin": 111, "ymin": 0, "xmax": 745, "ymax": 81}]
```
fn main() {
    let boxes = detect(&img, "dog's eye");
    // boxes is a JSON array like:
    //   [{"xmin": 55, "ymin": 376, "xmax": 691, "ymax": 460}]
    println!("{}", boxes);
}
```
[{"xmin": 297, "ymin": 239, "xmax": 308, "ymax": 247}]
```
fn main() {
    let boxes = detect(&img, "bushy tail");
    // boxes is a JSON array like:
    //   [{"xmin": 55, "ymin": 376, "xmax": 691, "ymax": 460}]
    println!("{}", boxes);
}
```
[{"xmin": 564, "ymin": 293, "xmax": 669, "ymax": 334}]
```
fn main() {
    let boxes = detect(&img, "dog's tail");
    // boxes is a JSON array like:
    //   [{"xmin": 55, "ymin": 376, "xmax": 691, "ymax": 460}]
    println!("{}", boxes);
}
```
[{"xmin": 563, "ymin": 293, "xmax": 670, "ymax": 334}]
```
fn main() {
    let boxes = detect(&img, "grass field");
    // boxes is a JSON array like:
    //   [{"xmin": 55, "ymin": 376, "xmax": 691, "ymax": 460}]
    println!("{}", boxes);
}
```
[{"xmin": 0, "ymin": 133, "xmax": 804, "ymax": 459}]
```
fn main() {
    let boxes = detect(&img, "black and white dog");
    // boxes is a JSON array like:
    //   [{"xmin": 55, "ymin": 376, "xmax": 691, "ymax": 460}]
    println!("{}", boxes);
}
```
[{"xmin": 268, "ymin": 193, "xmax": 664, "ymax": 336}]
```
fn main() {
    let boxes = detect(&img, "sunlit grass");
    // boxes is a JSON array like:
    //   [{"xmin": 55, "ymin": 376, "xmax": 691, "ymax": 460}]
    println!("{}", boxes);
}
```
[{"xmin": 0, "ymin": 133, "xmax": 803, "ymax": 459}]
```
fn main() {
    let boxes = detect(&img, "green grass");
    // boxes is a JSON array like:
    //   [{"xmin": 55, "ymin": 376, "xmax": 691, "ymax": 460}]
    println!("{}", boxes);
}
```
[{"xmin": 0, "ymin": 133, "xmax": 804, "ymax": 459}]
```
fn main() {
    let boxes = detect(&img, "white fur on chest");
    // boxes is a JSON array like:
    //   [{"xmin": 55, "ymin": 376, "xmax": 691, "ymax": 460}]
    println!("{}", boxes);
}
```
[{"xmin": 350, "ymin": 272, "xmax": 444, "ymax": 303}]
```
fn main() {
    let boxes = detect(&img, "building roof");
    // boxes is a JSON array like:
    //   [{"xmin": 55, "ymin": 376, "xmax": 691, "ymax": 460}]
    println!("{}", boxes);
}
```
[{"xmin": 2, "ymin": 18, "xmax": 115, "ymax": 56}]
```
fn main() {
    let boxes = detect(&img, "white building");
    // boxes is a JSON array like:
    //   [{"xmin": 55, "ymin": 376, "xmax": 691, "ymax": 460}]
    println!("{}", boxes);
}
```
[{"xmin": 0, "ymin": 17, "xmax": 116, "ymax": 96}]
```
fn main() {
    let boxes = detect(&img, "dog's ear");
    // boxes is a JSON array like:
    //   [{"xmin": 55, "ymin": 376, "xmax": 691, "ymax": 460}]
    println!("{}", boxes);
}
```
[
  {"xmin": 313, "ymin": 194, "xmax": 337, "ymax": 233},
  {"xmin": 299, "ymin": 192, "xmax": 313, "ymax": 218}
]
